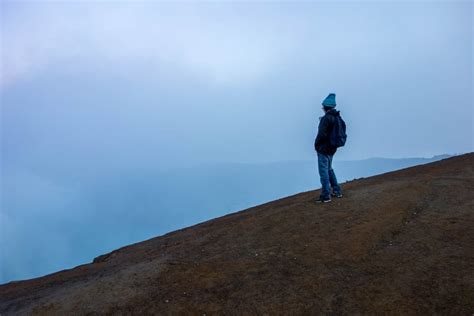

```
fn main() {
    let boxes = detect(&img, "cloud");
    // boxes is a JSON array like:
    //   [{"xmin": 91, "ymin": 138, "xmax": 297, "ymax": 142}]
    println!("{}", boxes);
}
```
[
  {"xmin": 0, "ymin": 2, "xmax": 303, "ymax": 89},
  {"xmin": 3, "ymin": 1, "xmax": 468, "ymax": 91}
]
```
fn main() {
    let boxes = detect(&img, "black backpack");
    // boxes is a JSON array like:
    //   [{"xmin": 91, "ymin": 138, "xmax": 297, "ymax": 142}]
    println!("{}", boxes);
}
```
[{"xmin": 329, "ymin": 115, "xmax": 347, "ymax": 148}]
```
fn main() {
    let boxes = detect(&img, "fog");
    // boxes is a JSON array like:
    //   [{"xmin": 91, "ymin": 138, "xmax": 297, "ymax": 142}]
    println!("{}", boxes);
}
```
[{"xmin": 1, "ymin": 1, "xmax": 472, "ymax": 283}]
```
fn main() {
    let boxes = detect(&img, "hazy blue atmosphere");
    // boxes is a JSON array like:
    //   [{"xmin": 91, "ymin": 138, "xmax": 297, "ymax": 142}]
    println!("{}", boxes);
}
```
[{"xmin": 1, "ymin": 1, "xmax": 472, "ymax": 283}]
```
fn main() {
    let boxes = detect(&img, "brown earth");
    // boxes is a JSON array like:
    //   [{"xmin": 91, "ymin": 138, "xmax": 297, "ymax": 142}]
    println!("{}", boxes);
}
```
[{"xmin": 1, "ymin": 153, "xmax": 473, "ymax": 315}]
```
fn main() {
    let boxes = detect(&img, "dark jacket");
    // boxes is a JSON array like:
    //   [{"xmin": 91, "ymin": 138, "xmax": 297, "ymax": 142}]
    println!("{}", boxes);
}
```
[{"xmin": 314, "ymin": 109, "xmax": 340, "ymax": 155}]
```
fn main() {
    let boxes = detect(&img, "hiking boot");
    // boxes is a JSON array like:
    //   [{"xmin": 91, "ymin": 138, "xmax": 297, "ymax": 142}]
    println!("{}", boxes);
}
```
[
  {"xmin": 316, "ymin": 196, "xmax": 332, "ymax": 203},
  {"xmin": 331, "ymin": 192, "xmax": 343, "ymax": 198}
]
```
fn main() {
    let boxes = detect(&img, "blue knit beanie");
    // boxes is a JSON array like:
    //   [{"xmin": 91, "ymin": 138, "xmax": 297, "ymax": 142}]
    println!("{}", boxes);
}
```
[{"xmin": 322, "ymin": 93, "xmax": 336, "ymax": 107}]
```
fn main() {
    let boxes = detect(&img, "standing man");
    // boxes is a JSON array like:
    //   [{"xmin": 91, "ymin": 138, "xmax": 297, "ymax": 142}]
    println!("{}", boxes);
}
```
[{"xmin": 314, "ymin": 93, "xmax": 346, "ymax": 203}]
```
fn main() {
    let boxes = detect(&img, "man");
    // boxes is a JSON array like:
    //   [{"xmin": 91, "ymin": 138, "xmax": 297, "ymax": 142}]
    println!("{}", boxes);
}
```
[{"xmin": 314, "ymin": 93, "xmax": 344, "ymax": 203}]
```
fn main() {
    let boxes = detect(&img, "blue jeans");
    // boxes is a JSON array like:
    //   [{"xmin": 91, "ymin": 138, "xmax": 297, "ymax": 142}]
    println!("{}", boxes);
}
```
[{"xmin": 317, "ymin": 152, "xmax": 341, "ymax": 199}]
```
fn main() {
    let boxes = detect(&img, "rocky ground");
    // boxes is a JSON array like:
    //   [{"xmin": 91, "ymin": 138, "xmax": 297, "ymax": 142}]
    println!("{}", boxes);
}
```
[{"xmin": 1, "ymin": 153, "xmax": 473, "ymax": 315}]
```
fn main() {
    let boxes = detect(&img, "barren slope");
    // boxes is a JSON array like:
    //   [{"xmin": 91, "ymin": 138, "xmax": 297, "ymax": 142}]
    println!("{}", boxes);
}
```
[{"xmin": 1, "ymin": 153, "xmax": 473, "ymax": 315}]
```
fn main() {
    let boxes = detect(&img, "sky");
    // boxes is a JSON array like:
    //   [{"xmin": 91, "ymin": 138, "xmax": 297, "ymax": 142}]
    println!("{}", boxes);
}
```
[
  {"xmin": 0, "ymin": 0, "xmax": 473, "ymax": 282},
  {"xmin": 1, "ymin": 1, "xmax": 472, "ymax": 170}
]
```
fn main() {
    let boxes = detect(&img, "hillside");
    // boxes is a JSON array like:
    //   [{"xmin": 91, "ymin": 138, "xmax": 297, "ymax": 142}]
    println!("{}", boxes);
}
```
[
  {"xmin": 1, "ymin": 155, "xmax": 452, "ymax": 284},
  {"xmin": 1, "ymin": 153, "xmax": 473, "ymax": 314}
]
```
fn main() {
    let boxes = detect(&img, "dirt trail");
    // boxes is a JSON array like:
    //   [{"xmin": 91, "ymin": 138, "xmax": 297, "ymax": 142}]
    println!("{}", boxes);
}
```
[{"xmin": 1, "ymin": 153, "xmax": 473, "ymax": 315}]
